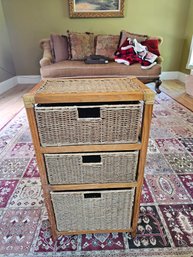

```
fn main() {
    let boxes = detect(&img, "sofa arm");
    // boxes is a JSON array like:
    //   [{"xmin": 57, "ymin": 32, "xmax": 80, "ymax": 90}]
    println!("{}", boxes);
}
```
[
  {"xmin": 157, "ymin": 36, "xmax": 164, "ymax": 64},
  {"xmin": 157, "ymin": 55, "xmax": 164, "ymax": 64},
  {"xmin": 39, "ymin": 38, "xmax": 53, "ymax": 67},
  {"xmin": 157, "ymin": 36, "xmax": 163, "ymax": 46}
]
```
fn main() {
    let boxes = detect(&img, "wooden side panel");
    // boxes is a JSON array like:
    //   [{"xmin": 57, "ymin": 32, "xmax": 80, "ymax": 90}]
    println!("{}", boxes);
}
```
[
  {"xmin": 131, "ymin": 102, "xmax": 153, "ymax": 236},
  {"xmin": 25, "ymin": 107, "xmax": 58, "ymax": 239}
]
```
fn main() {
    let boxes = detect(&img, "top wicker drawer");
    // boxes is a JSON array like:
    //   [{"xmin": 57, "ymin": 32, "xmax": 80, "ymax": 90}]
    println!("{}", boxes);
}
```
[{"xmin": 35, "ymin": 102, "xmax": 141, "ymax": 146}]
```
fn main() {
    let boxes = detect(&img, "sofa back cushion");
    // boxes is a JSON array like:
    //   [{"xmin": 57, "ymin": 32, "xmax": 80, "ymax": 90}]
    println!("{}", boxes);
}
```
[
  {"xmin": 68, "ymin": 31, "xmax": 95, "ymax": 60},
  {"xmin": 95, "ymin": 35, "xmax": 120, "ymax": 60},
  {"xmin": 119, "ymin": 30, "xmax": 148, "ymax": 47},
  {"xmin": 50, "ymin": 34, "xmax": 69, "ymax": 63}
]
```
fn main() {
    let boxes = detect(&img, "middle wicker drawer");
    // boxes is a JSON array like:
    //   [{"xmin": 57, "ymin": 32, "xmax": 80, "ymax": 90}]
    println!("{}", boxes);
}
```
[{"xmin": 45, "ymin": 151, "xmax": 138, "ymax": 185}]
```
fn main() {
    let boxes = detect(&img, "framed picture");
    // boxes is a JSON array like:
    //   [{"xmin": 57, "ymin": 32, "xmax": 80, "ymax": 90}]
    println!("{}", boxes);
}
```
[{"xmin": 68, "ymin": 0, "xmax": 125, "ymax": 18}]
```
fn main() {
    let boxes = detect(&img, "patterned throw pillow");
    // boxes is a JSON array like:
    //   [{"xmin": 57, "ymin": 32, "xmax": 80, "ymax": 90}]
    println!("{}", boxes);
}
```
[
  {"xmin": 68, "ymin": 31, "xmax": 95, "ymax": 60},
  {"xmin": 95, "ymin": 35, "xmax": 120, "ymax": 60},
  {"xmin": 119, "ymin": 30, "xmax": 148, "ymax": 47}
]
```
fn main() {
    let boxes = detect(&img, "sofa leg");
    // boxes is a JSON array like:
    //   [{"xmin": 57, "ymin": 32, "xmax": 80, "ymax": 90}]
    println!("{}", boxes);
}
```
[{"xmin": 155, "ymin": 78, "xmax": 162, "ymax": 94}]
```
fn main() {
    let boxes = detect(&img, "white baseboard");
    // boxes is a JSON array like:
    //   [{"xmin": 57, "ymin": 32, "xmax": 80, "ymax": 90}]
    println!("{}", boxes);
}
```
[
  {"xmin": 0, "ymin": 72, "xmax": 188, "ymax": 95},
  {"xmin": 17, "ymin": 75, "xmax": 41, "ymax": 84},
  {"xmin": 161, "ymin": 71, "xmax": 187, "ymax": 83},
  {"xmin": 0, "ymin": 76, "xmax": 18, "ymax": 95},
  {"xmin": 0, "ymin": 75, "xmax": 41, "ymax": 95}
]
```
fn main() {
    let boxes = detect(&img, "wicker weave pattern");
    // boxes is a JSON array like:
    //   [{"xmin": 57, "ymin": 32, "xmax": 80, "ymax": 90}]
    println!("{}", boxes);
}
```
[
  {"xmin": 35, "ymin": 103, "xmax": 141, "ymax": 146},
  {"xmin": 51, "ymin": 189, "xmax": 135, "ymax": 232},
  {"xmin": 45, "ymin": 151, "xmax": 138, "ymax": 184},
  {"xmin": 37, "ymin": 78, "xmax": 142, "ymax": 93}
]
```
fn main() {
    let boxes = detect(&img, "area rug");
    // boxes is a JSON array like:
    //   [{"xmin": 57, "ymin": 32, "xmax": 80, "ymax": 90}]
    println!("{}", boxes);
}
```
[{"xmin": 0, "ymin": 90, "xmax": 193, "ymax": 257}]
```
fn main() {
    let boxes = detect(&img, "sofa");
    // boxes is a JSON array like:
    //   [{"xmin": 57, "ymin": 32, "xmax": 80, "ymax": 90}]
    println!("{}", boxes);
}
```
[{"xmin": 39, "ymin": 30, "xmax": 163, "ymax": 93}]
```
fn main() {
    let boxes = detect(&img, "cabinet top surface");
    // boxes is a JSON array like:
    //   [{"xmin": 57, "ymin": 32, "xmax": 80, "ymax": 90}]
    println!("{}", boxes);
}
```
[{"xmin": 23, "ymin": 77, "xmax": 155, "ymax": 106}]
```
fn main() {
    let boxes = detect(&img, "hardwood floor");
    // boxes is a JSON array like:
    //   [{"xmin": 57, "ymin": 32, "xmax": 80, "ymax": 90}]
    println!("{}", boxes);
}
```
[
  {"xmin": 0, "ymin": 80, "xmax": 192, "ymax": 129},
  {"xmin": 0, "ymin": 84, "xmax": 35, "ymax": 128},
  {"xmin": 160, "ymin": 80, "xmax": 193, "ymax": 111}
]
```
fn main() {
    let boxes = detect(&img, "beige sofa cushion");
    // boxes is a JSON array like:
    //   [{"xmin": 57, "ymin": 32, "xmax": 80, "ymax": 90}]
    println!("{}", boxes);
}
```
[{"xmin": 40, "ymin": 60, "xmax": 161, "ymax": 79}]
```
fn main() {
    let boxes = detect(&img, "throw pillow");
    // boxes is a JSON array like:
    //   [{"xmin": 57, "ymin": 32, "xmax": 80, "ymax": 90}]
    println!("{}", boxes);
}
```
[
  {"xmin": 119, "ymin": 30, "xmax": 148, "ymax": 47},
  {"xmin": 68, "ymin": 31, "xmax": 95, "ymax": 60},
  {"xmin": 50, "ymin": 34, "xmax": 69, "ymax": 63},
  {"xmin": 95, "ymin": 35, "xmax": 120, "ymax": 60},
  {"xmin": 141, "ymin": 39, "xmax": 160, "ymax": 56}
]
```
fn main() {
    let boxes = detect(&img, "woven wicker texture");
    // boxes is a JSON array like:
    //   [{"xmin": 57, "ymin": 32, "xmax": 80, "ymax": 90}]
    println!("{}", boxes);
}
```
[
  {"xmin": 45, "ymin": 151, "xmax": 138, "ymax": 184},
  {"xmin": 51, "ymin": 189, "xmax": 135, "ymax": 232},
  {"xmin": 35, "ymin": 103, "xmax": 141, "ymax": 146},
  {"xmin": 37, "ymin": 77, "xmax": 142, "ymax": 94}
]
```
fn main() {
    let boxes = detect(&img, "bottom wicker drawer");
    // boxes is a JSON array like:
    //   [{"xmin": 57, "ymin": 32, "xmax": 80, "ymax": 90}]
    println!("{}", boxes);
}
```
[{"xmin": 51, "ymin": 189, "xmax": 135, "ymax": 232}]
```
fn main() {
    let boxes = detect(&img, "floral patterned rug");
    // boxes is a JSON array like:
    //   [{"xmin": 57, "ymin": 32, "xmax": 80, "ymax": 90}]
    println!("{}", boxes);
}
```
[{"xmin": 0, "ymin": 89, "xmax": 193, "ymax": 257}]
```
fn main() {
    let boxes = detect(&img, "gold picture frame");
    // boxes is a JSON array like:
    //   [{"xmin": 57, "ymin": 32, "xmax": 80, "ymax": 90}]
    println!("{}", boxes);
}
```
[{"xmin": 68, "ymin": 0, "xmax": 125, "ymax": 18}]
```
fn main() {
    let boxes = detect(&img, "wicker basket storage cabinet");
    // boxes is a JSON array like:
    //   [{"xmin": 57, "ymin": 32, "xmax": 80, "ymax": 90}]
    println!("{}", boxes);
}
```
[{"xmin": 23, "ymin": 77, "xmax": 155, "ymax": 239}]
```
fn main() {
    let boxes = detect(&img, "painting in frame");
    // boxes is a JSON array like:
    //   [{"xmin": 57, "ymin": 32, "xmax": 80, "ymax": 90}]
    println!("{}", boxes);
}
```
[{"xmin": 68, "ymin": 0, "xmax": 125, "ymax": 18}]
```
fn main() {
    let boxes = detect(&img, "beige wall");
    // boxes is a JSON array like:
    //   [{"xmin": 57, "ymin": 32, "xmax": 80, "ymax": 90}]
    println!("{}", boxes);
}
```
[
  {"xmin": 180, "ymin": 0, "xmax": 193, "ymax": 74},
  {"xmin": 1, "ymin": 0, "xmax": 191, "ymax": 76},
  {"xmin": 0, "ymin": 0, "xmax": 15, "ymax": 82}
]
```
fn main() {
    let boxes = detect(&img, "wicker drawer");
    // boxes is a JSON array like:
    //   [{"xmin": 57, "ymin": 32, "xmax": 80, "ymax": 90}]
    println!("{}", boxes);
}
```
[
  {"xmin": 45, "ymin": 151, "xmax": 138, "ymax": 185},
  {"xmin": 51, "ymin": 189, "xmax": 135, "ymax": 232},
  {"xmin": 35, "ymin": 102, "xmax": 141, "ymax": 146}
]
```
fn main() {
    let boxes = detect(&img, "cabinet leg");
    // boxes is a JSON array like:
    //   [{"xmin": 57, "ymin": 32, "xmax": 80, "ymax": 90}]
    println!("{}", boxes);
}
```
[
  {"xmin": 51, "ymin": 230, "xmax": 58, "ymax": 242},
  {"xmin": 131, "ymin": 229, "xmax": 137, "ymax": 238}
]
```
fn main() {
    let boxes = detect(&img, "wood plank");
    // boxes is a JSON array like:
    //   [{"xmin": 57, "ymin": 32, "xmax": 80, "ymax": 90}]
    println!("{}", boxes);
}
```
[
  {"xmin": 40, "ymin": 143, "xmax": 141, "ymax": 153},
  {"xmin": 55, "ymin": 227, "xmax": 133, "ymax": 237},
  {"xmin": 34, "ymin": 92, "xmax": 143, "ymax": 104},
  {"xmin": 48, "ymin": 182, "xmax": 138, "ymax": 191}
]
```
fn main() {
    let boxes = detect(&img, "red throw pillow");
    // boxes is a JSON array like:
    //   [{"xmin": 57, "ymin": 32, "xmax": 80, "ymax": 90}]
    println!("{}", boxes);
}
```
[{"xmin": 141, "ymin": 39, "xmax": 160, "ymax": 56}]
